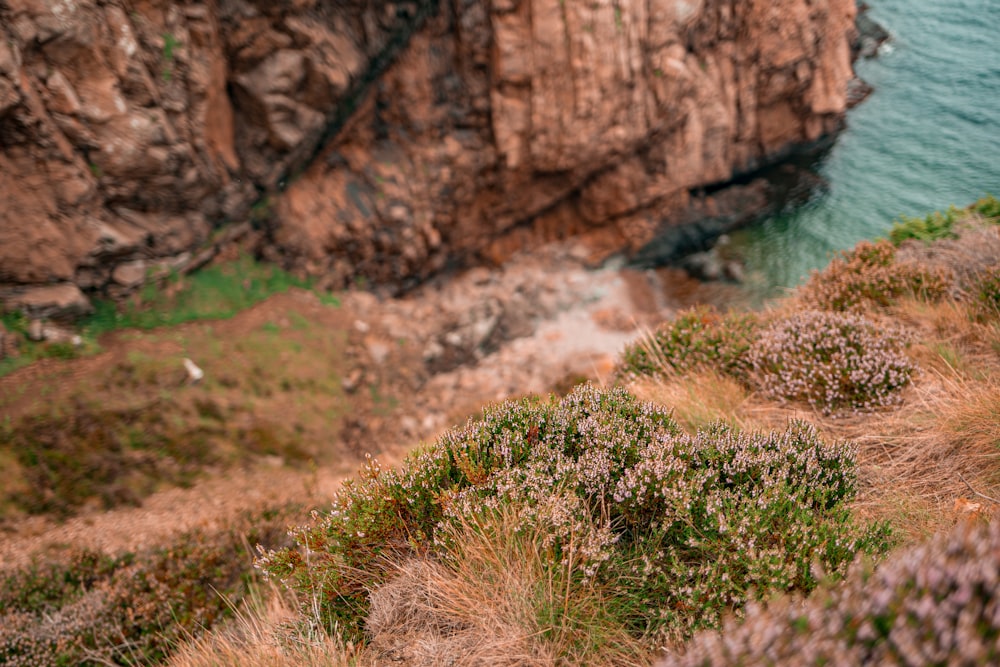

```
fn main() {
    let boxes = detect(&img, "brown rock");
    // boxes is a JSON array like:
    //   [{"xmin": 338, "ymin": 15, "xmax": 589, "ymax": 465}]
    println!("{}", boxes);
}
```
[
  {"xmin": 111, "ymin": 260, "xmax": 148, "ymax": 289},
  {"xmin": 0, "ymin": 283, "xmax": 94, "ymax": 321},
  {"xmin": 0, "ymin": 0, "xmax": 861, "ymax": 300},
  {"xmin": 274, "ymin": 0, "xmax": 859, "ymax": 290}
]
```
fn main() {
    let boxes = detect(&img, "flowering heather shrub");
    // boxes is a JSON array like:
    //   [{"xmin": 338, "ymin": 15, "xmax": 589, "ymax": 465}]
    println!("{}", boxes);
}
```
[
  {"xmin": 259, "ymin": 385, "xmax": 889, "ymax": 644},
  {"xmin": 618, "ymin": 306, "xmax": 759, "ymax": 379},
  {"xmin": 801, "ymin": 240, "xmax": 950, "ymax": 312},
  {"xmin": 751, "ymin": 310, "xmax": 914, "ymax": 414},
  {"xmin": 664, "ymin": 517, "xmax": 1000, "ymax": 666},
  {"xmin": 0, "ymin": 509, "xmax": 295, "ymax": 666}
]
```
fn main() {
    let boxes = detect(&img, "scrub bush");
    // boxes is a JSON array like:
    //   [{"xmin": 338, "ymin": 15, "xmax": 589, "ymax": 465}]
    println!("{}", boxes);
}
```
[
  {"xmin": 974, "ymin": 193, "xmax": 1000, "ymax": 220},
  {"xmin": 751, "ymin": 310, "xmax": 913, "ymax": 414},
  {"xmin": 618, "ymin": 306, "xmax": 759, "ymax": 380},
  {"xmin": 664, "ymin": 518, "xmax": 1000, "ymax": 666},
  {"xmin": 801, "ymin": 240, "xmax": 950, "ymax": 312},
  {"xmin": 259, "ymin": 386, "xmax": 889, "ymax": 644},
  {"xmin": 889, "ymin": 208, "xmax": 959, "ymax": 245},
  {"xmin": 0, "ymin": 508, "xmax": 296, "ymax": 666}
]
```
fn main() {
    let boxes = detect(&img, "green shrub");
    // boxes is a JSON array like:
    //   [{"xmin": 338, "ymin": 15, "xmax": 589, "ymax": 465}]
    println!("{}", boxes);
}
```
[
  {"xmin": 663, "ymin": 518, "xmax": 1000, "ymax": 666},
  {"xmin": 259, "ymin": 386, "xmax": 889, "ymax": 644},
  {"xmin": 618, "ymin": 306, "xmax": 759, "ymax": 380},
  {"xmin": 801, "ymin": 240, "xmax": 950, "ymax": 312},
  {"xmin": 751, "ymin": 310, "xmax": 914, "ymax": 414},
  {"xmin": 973, "ymin": 193, "xmax": 1000, "ymax": 220},
  {"xmin": 888, "ymin": 207, "xmax": 959, "ymax": 245}
]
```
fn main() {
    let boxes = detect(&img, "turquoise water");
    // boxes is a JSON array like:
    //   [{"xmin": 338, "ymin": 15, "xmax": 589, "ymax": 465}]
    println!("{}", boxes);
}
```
[{"xmin": 729, "ymin": 0, "xmax": 1000, "ymax": 294}]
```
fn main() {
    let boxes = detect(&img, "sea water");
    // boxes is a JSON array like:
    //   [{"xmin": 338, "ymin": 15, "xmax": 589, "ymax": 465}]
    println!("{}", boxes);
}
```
[{"xmin": 727, "ymin": 0, "xmax": 1000, "ymax": 296}]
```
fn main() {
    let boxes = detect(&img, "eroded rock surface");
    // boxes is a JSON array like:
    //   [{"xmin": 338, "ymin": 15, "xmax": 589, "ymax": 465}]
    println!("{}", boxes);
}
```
[
  {"xmin": 1, "ymin": 0, "xmax": 859, "ymax": 308},
  {"xmin": 275, "ymin": 0, "xmax": 859, "ymax": 289},
  {"xmin": 0, "ymin": 0, "xmax": 425, "ymax": 307}
]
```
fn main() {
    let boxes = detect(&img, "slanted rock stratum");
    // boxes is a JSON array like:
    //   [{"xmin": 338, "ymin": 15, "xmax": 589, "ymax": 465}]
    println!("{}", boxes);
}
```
[{"xmin": 1, "ymin": 0, "xmax": 860, "ymax": 312}]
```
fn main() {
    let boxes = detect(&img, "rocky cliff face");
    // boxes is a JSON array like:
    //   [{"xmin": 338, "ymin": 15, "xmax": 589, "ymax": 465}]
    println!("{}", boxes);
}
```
[
  {"xmin": 0, "ymin": 0, "xmax": 857, "ymax": 313},
  {"xmin": 0, "ymin": 0, "xmax": 426, "ymax": 313}
]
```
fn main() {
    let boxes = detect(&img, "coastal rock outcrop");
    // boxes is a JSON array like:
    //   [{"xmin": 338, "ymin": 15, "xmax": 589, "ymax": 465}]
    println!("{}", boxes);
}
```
[
  {"xmin": 1, "ymin": 0, "xmax": 859, "ymax": 308},
  {"xmin": 0, "ymin": 0, "xmax": 424, "ymax": 307},
  {"xmin": 274, "ymin": 0, "xmax": 859, "ymax": 289}
]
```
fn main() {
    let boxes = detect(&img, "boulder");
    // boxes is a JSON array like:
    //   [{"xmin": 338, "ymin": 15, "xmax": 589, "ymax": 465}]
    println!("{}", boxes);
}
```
[{"xmin": 0, "ymin": 283, "xmax": 94, "ymax": 321}]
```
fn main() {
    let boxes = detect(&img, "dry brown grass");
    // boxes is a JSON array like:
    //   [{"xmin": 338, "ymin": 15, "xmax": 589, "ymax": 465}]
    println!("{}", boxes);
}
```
[
  {"xmin": 166, "ymin": 583, "xmax": 366, "ymax": 667},
  {"xmin": 629, "ymin": 370, "xmax": 752, "ymax": 434},
  {"xmin": 364, "ymin": 510, "xmax": 651, "ymax": 667},
  {"xmin": 173, "ymin": 509, "xmax": 650, "ymax": 667}
]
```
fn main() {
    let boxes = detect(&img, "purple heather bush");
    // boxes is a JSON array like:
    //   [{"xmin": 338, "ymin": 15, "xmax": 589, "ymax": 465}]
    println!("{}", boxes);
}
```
[
  {"xmin": 664, "ymin": 517, "xmax": 1000, "ymax": 666},
  {"xmin": 751, "ymin": 310, "xmax": 914, "ymax": 414},
  {"xmin": 258, "ymin": 385, "xmax": 890, "ymax": 644}
]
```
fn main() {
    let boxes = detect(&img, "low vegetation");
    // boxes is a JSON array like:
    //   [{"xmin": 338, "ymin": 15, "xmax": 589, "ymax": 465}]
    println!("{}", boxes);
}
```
[
  {"xmin": 799, "ymin": 239, "xmax": 951, "ymax": 312},
  {"xmin": 260, "ymin": 385, "xmax": 891, "ymax": 651},
  {"xmin": 3, "ymin": 198, "xmax": 999, "ymax": 666},
  {"xmin": 0, "ymin": 311, "xmax": 100, "ymax": 377},
  {"xmin": 0, "ymin": 397, "xmax": 313, "ymax": 519},
  {"xmin": 971, "ymin": 265, "xmax": 1000, "ymax": 322},
  {"xmin": 620, "ymin": 305, "xmax": 916, "ymax": 416},
  {"xmin": 83, "ymin": 253, "xmax": 338, "ymax": 336},
  {"xmin": 0, "ymin": 254, "xmax": 338, "ymax": 379},
  {"xmin": 0, "ymin": 507, "xmax": 299, "ymax": 667},
  {"xmin": 0, "ymin": 305, "xmax": 357, "ymax": 521},
  {"xmin": 751, "ymin": 310, "xmax": 913, "ymax": 413},
  {"xmin": 618, "ymin": 306, "xmax": 758, "ymax": 380},
  {"xmin": 251, "ymin": 198, "xmax": 999, "ymax": 665},
  {"xmin": 886, "ymin": 194, "xmax": 999, "ymax": 245},
  {"xmin": 664, "ymin": 518, "xmax": 1000, "ymax": 666}
]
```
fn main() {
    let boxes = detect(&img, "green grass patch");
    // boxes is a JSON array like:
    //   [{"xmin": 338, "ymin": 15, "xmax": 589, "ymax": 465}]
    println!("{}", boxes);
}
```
[
  {"xmin": 81, "ymin": 254, "xmax": 339, "ymax": 336},
  {"xmin": 0, "ymin": 312, "xmax": 100, "ymax": 378}
]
